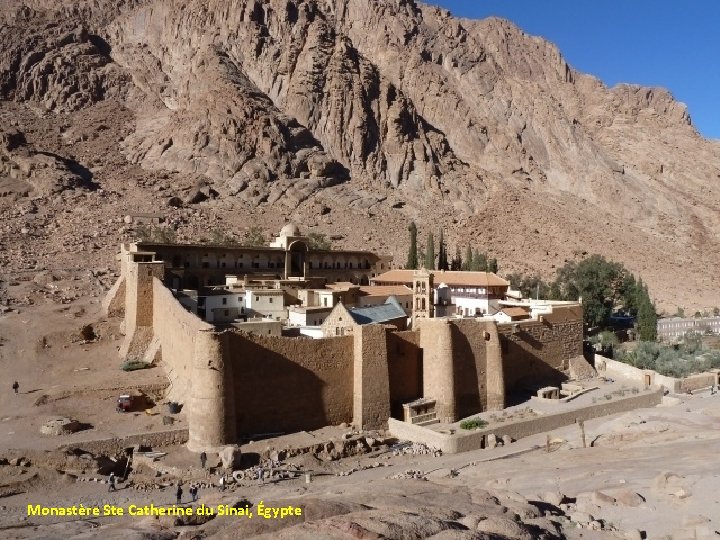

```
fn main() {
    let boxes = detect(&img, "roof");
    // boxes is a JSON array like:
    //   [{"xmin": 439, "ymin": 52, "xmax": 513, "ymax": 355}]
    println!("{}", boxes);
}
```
[
  {"xmin": 325, "ymin": 282, "xmax": 357, "ymax": 290},
  {"xmin": 348, "ymin": 297, "xmax": 407, "ymax": 325},
  {"xmin": 543, "ymin": 304, "xmax": 584, "ymax": 324},
  {"xmin": 499, "ymin": 307, "xmax": 531, "ymax": 318},
  {"xmin": 288, "ymin": 306, "xmax": 333, "ymax": 314},
  {"xmin": 359, "ymin": 285, "xmax": 413, "ymax": 297},
  {"xmin": 372, "ymin": 270, "xmax": 509, "ymax": 288}
]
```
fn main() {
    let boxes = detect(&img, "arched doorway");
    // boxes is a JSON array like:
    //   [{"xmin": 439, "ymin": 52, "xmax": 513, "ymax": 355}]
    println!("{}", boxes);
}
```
[{"xmin": 288, "ymin": 241, "xmax": 308, "ymax": 278}]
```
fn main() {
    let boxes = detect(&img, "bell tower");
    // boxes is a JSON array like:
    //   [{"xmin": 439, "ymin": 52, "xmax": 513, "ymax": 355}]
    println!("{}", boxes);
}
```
[{"xmin": 412, "ymin": 269, "xmax": 434, "ymax": 327}]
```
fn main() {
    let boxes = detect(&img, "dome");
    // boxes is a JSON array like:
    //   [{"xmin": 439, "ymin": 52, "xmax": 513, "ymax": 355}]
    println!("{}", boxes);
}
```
[{"xmin": 280, "ymin": 223, "xmax": 301, "ymax": 237}]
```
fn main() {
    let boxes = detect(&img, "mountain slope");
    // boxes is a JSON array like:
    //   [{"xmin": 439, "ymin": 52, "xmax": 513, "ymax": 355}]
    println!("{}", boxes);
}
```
[{"xmin": 1, "ymin": 0, "xmax": 719, "ymax": 312}]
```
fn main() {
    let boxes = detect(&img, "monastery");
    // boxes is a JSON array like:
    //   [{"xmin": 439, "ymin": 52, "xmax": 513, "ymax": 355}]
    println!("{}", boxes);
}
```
[{"xmin": 104, "ymin": 225, "xmax": 584, "ymax": 452}]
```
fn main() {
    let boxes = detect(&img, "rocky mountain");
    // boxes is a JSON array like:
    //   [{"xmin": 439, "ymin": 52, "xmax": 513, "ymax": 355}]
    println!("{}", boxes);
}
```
[{"xmin": 1, "ymin": 0, "xmax": 719, "ymax": 312}]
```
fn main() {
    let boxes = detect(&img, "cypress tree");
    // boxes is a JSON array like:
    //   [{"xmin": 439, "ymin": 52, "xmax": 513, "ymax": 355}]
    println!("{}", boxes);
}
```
[
  {"xmin": 636, "ymin": 283, "xmax": 658, "ymax": 341},
  {"xmin": 406, "ymin": 222, "xmax": 418, "ymax": 270},
  {"xmin": 451, "ymin": 245, "xmax": 462, "ymax": 271},
  {"xmin": 425, "ymin": 233, "xmax": 435, "ymax": 270},
  {"xmin": 488, "ymin": 258, "xmax": 498, "ymax": 273},
  {"xmin": 438, "ymin": 230, "xmax": 449, "ymax": 270},
  {"xmin": 472, "ymin": 251, "xmax": 487, "ymax": 272},
  {"xmin": 463, "ymin": 246, "xmax": 472, "ymax": 271}
]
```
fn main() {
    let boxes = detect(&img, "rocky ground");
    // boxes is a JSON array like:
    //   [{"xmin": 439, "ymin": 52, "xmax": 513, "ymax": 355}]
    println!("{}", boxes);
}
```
[
  {"xmin": 1, "ymin": 297, "xmax": 720, "ymax": 539},
  {"xmin": 0, "ymin": 0, "xmax": 719, "ymax": 313}
]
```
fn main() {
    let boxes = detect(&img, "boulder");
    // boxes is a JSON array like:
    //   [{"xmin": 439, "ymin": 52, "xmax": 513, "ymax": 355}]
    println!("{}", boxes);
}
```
[
  {"xmin": 541, "ymin": 491, "xmax": 565, "ymax": 507},
  {"xmin": 40, "ymin": 417, "xmax": 83, "ymax": 436},
  {"xmin": 219, "ymin": 446, "xmax": 242, "ymax": 470},
  {"xmin": 476, "ymin": 516, "xmax": 535, "ymax": 540},
  {"xmin": 591, "ymin": 491, "xmax": 616, "ymax": 506},
  {"xmin": 613, "ymin": 490, "xmax": 645, "ymax": 507}
]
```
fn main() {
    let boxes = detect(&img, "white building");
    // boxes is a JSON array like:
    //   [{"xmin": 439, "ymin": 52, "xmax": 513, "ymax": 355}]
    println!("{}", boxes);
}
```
[
  {"xmin": 287, "ymin": 306, "xmax": 333, "ymax": 327},
  {"xmin": 204, "ymin": 289, "xmax": 246, "ymax": 324},
  {"xmin": 371, "ymin": 270, "xmax": 510, "ymax": 317},
  {"xmin": 244, "ymin": 288, "xmax": 287, "ymax": 322}
]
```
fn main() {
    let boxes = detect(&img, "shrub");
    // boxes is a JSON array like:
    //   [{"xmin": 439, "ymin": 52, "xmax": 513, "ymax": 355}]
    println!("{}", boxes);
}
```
[
  {"xmin": 80, "ymin": 324, "xmax": 96, "ymax": 341},
  {"xmin": 121, "ymin": 361, "xmax": 152, "ymax": 372},
  {"xmin": 460, "ymin": 418, "xmax": 488, "ymax": 430}
]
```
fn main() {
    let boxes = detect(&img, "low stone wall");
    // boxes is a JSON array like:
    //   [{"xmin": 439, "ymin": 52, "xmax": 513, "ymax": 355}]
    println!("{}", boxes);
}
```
[
  {"xmin": 680, "ymin": 373, "xmax": 718, "ymax": 393},
  {"xmin": 389, "ymin": 388, "xmax": 663, "ymax": 454},
  {"xmin": 597, "ymin": 356, "xmax": 718, "ymax": 394},
  {"xmin": 58, "ymin": 429, "xmax": 189, "ymax": 456}
]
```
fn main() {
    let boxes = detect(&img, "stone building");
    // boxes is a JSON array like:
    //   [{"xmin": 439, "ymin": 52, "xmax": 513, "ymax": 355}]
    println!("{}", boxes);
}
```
[
  {"xmin": 320, "ymin": 297, "xmax": 408, "ymax": 337},
  {"xmin": 657, "ymin": 316, "xmax": 720, "ymax": 342},
  {"xmin": 373, "ymin": 270, "xmax": 510, "ymax": 317},
  {"xmin": 106, "ymin": 237, "xmax": 584, "ymax": 453},
  {"xmin": 126, "ymin": 223, "xmax": 392, "ymax": 291}
]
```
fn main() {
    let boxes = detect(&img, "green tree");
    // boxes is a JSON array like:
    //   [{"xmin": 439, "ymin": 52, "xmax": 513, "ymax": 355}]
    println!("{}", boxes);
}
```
[
  {"xmin": 554, "ymin": 255, "xmax": 623, "ymax": 327},
  {"xmin": 462, "ymin": 246, "xmax": 473, "ymax": 271},
  {"xmin": 437, "ymin": 230, "xmax": 449, "ymax": 270},
  {"xmin": 472, "ymin": 250, "xmax": 487, "ymax": 272},
  {"xmin": 425, "ymin": 232, "xmax": 435, "ymax": 270},
  {"xmin": 636, "ymin": 286, "xmax": 658, "ymax": 341},
  {"xmin": 714, "ymin": 307, "xmax": 720, "ymax": 317},
  {"xmin": 242, "ymin": 226, "xmax": 265, "ymax": 246},
  {"xmin": 488, "ymin": 258, "xmax": 498, "ymax": 273},
  {"xmin": 451, "ymin": 245, "xmax": 462, "ymax": 271},
  {"xmin": 406, "ymin": 222, "xmax": 418, "ymax": 269},
  {"xmin": 308, "ymin": 233, "xmax": 331, "ymax": 250},
  {"xmin": 620, "ymin": 273, "xmax": 638, "ymax": 315},
  {"xmin": 675, "ymin": 307, "xmax": 685, "ymax": 317}
]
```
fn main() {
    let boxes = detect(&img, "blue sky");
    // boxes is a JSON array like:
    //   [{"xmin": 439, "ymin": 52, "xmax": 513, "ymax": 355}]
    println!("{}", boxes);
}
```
[{"xmin": 427, "ymin": 1, "xmax": 720, "ymax": 139}]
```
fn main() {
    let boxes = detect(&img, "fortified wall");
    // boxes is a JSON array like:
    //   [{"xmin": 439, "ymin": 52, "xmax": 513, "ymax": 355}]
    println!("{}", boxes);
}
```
[
  {"xmin": 107, "ymin": 253, "xmax": 583, "ymax": 452},
  {"xmin": 498, "ymin": 306, "xmax": 584, "ymax": 392}
]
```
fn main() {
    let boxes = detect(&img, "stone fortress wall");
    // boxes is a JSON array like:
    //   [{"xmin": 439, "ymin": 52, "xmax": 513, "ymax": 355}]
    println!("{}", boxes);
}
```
[
  {"xmin": 108, "ymin": 254, "xmax": 584, "ymax": 452},
  {"xmin": 497, "ymin": 310, "xmax": 584, "ymax": 391}
]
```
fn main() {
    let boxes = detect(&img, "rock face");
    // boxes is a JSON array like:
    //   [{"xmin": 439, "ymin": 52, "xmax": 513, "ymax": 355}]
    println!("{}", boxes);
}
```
[{"xmin": 1, "ymin": 0, "xmax": 720, "ymax": 309}]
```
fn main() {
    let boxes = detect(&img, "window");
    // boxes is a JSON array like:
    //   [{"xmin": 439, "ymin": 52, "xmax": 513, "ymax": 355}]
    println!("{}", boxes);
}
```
[
  {"xmin": 323, "ymin": 298, "xmax": 328, "ymax": 307},
  {"xmin": 224, "ymin": 310, "xmax": 229, "ymax": 316},
  {"xmin": 269, "ymin": 298, "xmax": 273, "ymax": 303},
  {"xmin": 238, "ymin": 262, "xmax": 244, "ymax": 268},
  {"xmin": 255, "ymin": 296, "xmax": 259, "ymax": 301},
  {"xmin": 222, "ymin": 298, "xmax": 227, "ymax": 305}
]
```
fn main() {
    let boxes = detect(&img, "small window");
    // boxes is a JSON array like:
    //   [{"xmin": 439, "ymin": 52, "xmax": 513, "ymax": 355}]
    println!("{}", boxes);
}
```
[
  {"xmin": 222, "ymin": 298, "xmax": 227, "ymax": 305},
  {"xmin": 269, "ymin": 298, "xmax": 273, "ymax": 303},
  {"xmin": 224, "ymin": 310, "xmax": 229, "ymax": 316},
  {"xmin": 238, "ymin": 262, "xmax": 244, "ymax": 268},
  {"xmin": 147, "ymin": 270, "xmax": 152, "ymax": 277}
]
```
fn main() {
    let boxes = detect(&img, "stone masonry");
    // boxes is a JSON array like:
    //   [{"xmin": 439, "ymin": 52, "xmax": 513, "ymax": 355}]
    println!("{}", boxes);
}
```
[{"xmin": 108, "ymin": 251, "xmax": 583, "ymax": 452}]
